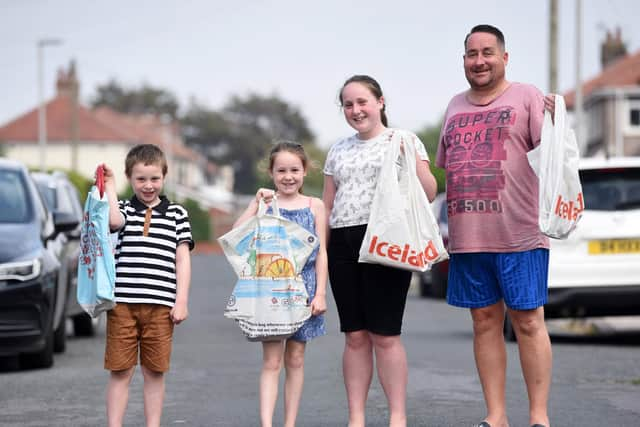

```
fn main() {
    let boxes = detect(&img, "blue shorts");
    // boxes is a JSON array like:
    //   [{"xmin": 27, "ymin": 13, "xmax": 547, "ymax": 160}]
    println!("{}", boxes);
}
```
[{"xmin": 446, "ymin": 249, "xmax": 549, "ymax": 310}]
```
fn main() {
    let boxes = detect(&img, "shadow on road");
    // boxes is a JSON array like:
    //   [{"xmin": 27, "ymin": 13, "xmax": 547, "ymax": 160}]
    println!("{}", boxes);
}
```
[{"xmin": 551, "ymin": 331, "xmax": 640, "ymax": 346}]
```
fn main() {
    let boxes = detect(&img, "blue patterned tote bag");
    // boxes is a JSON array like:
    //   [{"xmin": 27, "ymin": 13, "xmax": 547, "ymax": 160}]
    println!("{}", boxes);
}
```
[{"xmin": 77, "ymin": 167, "xmax": 116, "ymax": 317}]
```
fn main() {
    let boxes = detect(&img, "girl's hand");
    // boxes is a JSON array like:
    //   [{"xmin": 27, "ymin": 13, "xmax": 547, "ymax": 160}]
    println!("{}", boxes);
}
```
[
  {"xmin": 255, "ymin": 188, "xmax": 275, "ymax": 204},
  {"xmin": 310, "ymin": 294, "xmax": 327, "ymax": 316}
]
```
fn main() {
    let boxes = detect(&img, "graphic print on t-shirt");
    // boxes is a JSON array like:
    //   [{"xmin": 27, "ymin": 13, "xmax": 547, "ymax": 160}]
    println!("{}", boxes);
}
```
[{"xmin": 443, "ymin": 106, "xmax": 516, "ymax": 217}]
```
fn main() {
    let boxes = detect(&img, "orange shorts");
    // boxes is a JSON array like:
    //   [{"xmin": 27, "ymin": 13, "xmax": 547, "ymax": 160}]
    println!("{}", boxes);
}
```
[{"xmin": 104, "ymin": 303, "xmax": 174, "ymax": 373}]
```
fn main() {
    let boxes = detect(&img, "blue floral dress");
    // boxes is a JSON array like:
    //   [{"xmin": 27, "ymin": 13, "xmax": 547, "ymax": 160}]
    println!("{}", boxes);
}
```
[{"xmin": 269, "ymin": 205, "xmax": 326, "ymax": 342}]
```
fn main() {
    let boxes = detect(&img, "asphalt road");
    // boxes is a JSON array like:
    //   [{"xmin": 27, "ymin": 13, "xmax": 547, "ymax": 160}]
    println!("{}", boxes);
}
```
[{"xmin": 1, "ymin": 254, "xmax": 639, "ymax": 426}]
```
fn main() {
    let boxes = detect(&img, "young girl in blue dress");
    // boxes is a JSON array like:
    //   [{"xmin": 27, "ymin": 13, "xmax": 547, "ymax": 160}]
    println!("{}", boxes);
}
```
[{"xmin": 233, "ymin": 141, "xmax": 328, "ymax": 427}]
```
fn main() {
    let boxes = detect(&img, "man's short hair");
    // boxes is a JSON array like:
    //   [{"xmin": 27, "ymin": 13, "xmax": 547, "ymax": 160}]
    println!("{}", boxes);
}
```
[{"xmin": 464, "ymin": 24, "xmax": 506, "ymax": 51}]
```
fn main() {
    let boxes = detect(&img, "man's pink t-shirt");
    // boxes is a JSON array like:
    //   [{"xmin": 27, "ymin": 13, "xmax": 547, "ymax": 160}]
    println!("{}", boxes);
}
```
[{"xmin": 436, "ymin": 82, "xmax": 549, "ymax": 253}]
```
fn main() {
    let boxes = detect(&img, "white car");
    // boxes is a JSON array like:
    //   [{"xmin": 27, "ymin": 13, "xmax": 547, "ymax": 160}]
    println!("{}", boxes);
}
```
[{"xmin": 545, "ymin": 156, "xmax": 640, "ymax": 319}]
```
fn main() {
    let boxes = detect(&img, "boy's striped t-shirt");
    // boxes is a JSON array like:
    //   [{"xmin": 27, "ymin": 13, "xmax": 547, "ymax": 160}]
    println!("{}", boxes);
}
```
[{"xmin": 114, "ymin": 195, "xmax": 194, "ymax": 307}]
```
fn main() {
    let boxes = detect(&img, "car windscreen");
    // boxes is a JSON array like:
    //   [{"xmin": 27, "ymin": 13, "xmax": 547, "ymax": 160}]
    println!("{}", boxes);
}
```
[
  {"xmin": 34, "ymin": 181, "xmax": 56, "ymax": 210},
  {"xmin": 0, "ymin": 170, "xmax": 32, "ymax": 223},
  {"xmin": 580, "ymin": 167, "xmax": 640, "ymax": 211}
]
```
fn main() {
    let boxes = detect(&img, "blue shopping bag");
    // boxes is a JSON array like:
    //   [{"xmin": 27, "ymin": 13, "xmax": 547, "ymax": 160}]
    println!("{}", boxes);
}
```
[{"xmin": 77, "ymin": 168, "xmax": 116, "ymax": 317}]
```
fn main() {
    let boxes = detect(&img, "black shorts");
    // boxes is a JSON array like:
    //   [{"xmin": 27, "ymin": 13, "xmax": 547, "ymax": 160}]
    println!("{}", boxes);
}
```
[{"xmin": 328, "ymin": 225, "xmax": 411, "ymax": 336}]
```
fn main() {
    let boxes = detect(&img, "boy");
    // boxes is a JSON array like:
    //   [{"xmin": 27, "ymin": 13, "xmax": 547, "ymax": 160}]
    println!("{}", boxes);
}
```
[{"xmin": 102, "ymin": 144, "xmax": 193, "ymax": 427}]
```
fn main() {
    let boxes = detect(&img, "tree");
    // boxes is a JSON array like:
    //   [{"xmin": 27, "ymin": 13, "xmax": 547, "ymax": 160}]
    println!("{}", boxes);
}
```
[
  {"xmin": 225, "ymin": 94, "xmax": 316, "ymax": 193},
  {"xmin": 180, "ymin": 100, "xmax": 233, "ymax": 162},
  {"xmin": 416, "ymin": 120, "xmax": 446, "ymax": 194},
  {"xmin": 182, "ymin": 93, "xmax": 317, "ymax": 194},
  {"xmin": 89, "ymin": 79, "xmax": 322, "ymax": 194},
  {"xmin": 90, "ymin": 79, "xmax": 180, "ymax": 119},
  {"xmin": 223, "ymin": 94, "xmax": 314, "ymax": 143}
]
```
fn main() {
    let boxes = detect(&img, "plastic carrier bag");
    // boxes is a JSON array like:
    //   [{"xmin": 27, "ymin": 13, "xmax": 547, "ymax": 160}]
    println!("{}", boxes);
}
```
[
  {"xmin": 218, "ymin": 196, "xmax": 318, "ymax": 341},
  {"xmin": 527, "ymin": 95, "xmax": 584, "ymax": 239},
  {"xmin": 77, "ymin": 166, "xmax": 116, "ymax": 317},
  {"xmin": 359, "ymin": 130, "xmax": 448, "ymax": 272}
]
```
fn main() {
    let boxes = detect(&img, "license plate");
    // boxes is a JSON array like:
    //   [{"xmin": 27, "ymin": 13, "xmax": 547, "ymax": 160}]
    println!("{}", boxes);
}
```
[{"xmin": 588, "ymin": 239, "xmax": 640, "ymax": 254}]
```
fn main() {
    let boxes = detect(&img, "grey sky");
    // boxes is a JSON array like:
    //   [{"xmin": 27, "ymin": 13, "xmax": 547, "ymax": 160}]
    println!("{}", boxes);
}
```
[{"xmin": 2, "ymin": 0, "xmax": 638, "ymax": 148}]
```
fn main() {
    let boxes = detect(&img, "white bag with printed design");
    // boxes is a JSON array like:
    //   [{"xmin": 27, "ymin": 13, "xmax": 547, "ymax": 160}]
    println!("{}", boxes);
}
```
[{"xmin": 218, "ymin": 197, "xmax": 317, "ymax": 341}]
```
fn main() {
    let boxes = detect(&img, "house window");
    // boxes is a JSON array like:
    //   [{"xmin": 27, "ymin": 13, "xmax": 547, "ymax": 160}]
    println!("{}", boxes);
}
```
[
  {"xmin": 631, "ymin": 108, "xmax": 640, "ymax": 127},
  {"xmin": 627, "ymin": 100, "xmax": 640, "ymax": 135}
]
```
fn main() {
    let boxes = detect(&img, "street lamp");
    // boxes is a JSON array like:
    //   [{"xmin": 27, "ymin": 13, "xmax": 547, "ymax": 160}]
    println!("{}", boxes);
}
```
[{"xmin": 37, "ymin": 38, "xmax": 63, "ymax": 172}]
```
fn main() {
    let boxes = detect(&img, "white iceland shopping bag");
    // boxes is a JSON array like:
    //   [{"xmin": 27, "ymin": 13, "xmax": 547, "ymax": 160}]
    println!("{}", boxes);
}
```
[
  {"xmin": 218, "ymin": 197, "xmax": 318, "ymax": 341},
  {"xmin": 527, "ymin": 95, "xmax": 584, "ymax": 239},
  {"xmin": 358, "ymin": 131, "xmax": 448, "ymax": 272}
]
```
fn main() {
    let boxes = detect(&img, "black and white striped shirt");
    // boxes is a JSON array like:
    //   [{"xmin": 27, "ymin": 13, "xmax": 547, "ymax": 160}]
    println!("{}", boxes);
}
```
[{"xmin": 114, "ymin": 195, "xmax": 194, "ymax": 307}]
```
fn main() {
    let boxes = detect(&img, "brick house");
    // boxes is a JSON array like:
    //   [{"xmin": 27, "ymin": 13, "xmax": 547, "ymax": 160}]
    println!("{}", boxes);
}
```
[
  {"xmin": 0, "ymin": 61, "xmax": 236, "ymax": 245},
  {"xmin": 564, "ymin": 29, "xmax": 640, "ymax": 157}
]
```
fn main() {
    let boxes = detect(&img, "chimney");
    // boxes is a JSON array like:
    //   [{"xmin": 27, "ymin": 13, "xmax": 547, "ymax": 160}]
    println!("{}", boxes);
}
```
[
  {"xmin": 600, "ymin": 27, "xmax": 627, "ymax": 69},
  {"xmin": 56, "ymin": 60, "xmax": 79, "ymax": 100},
  {"xmin": 55, "ymin": 60, "xmax": 81, "ymax": 170}
]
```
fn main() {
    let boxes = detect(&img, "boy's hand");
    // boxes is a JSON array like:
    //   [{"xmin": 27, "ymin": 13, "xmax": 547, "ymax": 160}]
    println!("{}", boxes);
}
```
[
  {"xmin": 310, "ymin": 294, "xmax": 326, "ymax": 316},
  {"xmin": 101, "ymin": 163, "xmax": 117, "ymax": 189},
  {"xmin": 170, "ymin": 302, "xmax": 189, "ymax": 324}
]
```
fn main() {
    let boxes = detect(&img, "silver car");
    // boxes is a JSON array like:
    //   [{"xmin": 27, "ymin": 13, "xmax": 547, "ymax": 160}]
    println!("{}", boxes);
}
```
[{"xmin": 31, "ymin": 171, "xmax": 97, "ymax": 339}]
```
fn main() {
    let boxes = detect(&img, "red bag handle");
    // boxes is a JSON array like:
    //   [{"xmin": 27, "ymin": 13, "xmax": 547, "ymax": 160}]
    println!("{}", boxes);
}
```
[{"xmin": 95, "ymin": 165, "xmax": 105, "ymax": 198}]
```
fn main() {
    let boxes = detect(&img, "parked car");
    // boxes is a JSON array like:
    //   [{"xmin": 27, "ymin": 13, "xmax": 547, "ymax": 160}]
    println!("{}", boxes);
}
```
[
  {"xmin": 0, "ymin": 159, "xmax": 78, "ymax": 368},
  {"xmin": 505, "ymin": 156, "xmax": 640, "ymax": 340},
  {"xmin": 418, "ymin": 192, "xmax": 449, "ymax": 298},
  {"xmin": 546, "ymin": 157, "xmax": 640, "ymax": 316},
  {"xmin": 31, "ymin": 171, "xmax": 97, "ymax": 338}
]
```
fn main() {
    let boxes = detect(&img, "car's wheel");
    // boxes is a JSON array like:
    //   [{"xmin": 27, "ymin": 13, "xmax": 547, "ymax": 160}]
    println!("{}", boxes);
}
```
[
  {"xmin": 53, "ymin": 319, "xmax": 67, "ymax": 353},
  {"xmin": 20, "ymin": 329, "xmax": 54, "ymax": 369},
  {"xmin": 504, "ymin": 315, "xmax": 517, "ymax": 342},
  {"xmin": 73, "ymin": 313, "xmax": 95, "ymax": 337}
]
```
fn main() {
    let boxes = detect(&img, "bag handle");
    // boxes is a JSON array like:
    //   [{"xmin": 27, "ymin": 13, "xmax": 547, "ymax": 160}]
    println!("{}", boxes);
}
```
[
  {"xmin": 257, "ymin": 194, "xmax": 279, "ymax": 217},
  {"xmin": 95, "ymin": 165, "xmax": 105, "ymax": 198},
  {"xmin": 389, "ymin": 130, "xmax": 429, "ymax": 204},
  {"xmin": 388, "ymin": 130, "xmax": 418, "ymax": 176}
]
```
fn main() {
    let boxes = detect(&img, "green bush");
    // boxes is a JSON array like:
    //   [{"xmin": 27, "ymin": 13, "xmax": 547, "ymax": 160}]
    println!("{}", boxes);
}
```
[
  {"xmin": 181, "ymin": 198, "xmax": 211, "ymax": 242},
  {"xmin": 66, "ymin": 170, "xmax": 94, "ymax": 204}
]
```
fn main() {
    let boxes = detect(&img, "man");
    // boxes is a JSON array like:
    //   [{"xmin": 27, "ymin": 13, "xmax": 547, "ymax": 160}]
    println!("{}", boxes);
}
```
[{"xmin": 436, "ymin": 24, "xmax": 554, "ymax": 427}]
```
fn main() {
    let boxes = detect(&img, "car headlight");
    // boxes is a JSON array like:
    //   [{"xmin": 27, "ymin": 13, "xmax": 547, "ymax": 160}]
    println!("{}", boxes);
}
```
[{"xmin": 0, "ymin": 258, "xmax": 42, "ymax": 281}]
